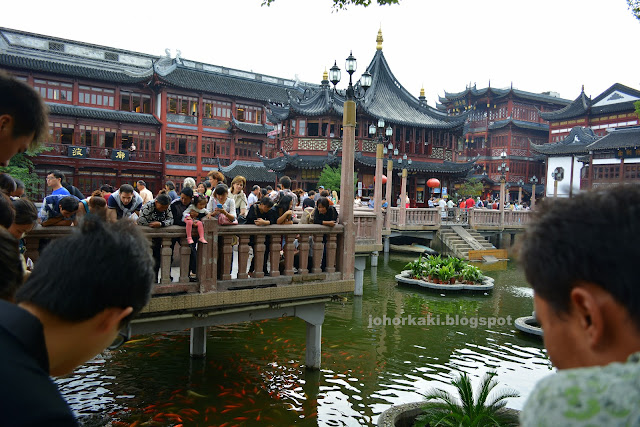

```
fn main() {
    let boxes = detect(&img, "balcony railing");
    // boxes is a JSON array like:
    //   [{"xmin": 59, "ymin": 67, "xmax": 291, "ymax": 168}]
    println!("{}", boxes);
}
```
[
  {"xmin": 24, "ymin": 222, "xmax": 345, "ymax": 296},
  {"xmin": 468, "ymin": 209, "xmax": 532, "ymax": 229},
  {"xmin": 42, "ymin": 143, "xmax": 161, "ymax": 163}
]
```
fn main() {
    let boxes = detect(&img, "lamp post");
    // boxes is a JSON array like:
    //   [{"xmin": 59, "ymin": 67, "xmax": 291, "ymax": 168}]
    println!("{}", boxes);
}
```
[
  {"xmin": 369, "ymin": 120, "xmax": 393, "ymax": 234},
  {"xmin": 399, "ymin": 153, "xmax": 412, "ymax": 226},
  {"xmin": 530, "ymin": 175, "xmax": 538, "ymax": 208},
  {"xmin": 517, "ymin": 179, "xmax": 524, "ymax": 205},
  {"xmin": 329, "ymin": 52, "xmax": 372, "ymax": 281},
  {"xmin": 497, "ymin": 151, "xmax": 509, "ymax": 227},
  {"xmin": 384, "ymin": 140, "xmax": 397, "ymax": 229}
]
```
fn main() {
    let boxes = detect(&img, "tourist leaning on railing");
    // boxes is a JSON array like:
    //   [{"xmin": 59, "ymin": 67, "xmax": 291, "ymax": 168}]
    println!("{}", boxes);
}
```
[{"xmin": 38, "ymin": 195, "xmax": 80, "ymax": 227}]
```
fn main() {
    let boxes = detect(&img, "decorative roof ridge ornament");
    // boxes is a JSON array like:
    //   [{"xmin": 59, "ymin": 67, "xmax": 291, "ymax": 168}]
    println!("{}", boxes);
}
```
[{"xmin": 376, "ymin": 27, "xmax": 383, "ymax": 51}]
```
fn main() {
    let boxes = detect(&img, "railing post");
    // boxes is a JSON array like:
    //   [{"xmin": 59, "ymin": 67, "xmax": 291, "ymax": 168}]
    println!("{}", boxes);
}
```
[
  {"xmin": 253, "ymin": 235, "xmax": 266, "ymax": 279},
  {"xmin": 200, "ymin": 219, "xmax": 216, "ymax": 292},
  {"xmin": 298, "ymin": 233, "xmax": 310, "ymax": 275},
  {"xmin": 160, "ymin": 237, "xmax": 172, "ymax": 284},
  {"xmin": 325, "ymin": 233, "xmax": 337, "ymax": 273},
  {"xmin": 237, "ymin": 235, "xmax": 250, "ymax": 279},
  {"xmin": 221, "ymin": 235, "xmax": 233, "ymax": 281},
  {"xmin": 312, "ymin": 234, "xmax": 324, "ymax": 273},
  {"xmin": 179, "ymin": 238, "xmax": 191, "ymax": 283},
  {"xmin": 269, "ymin": 234, "xmax": 281, "ymax": 277},
  {"xmin": 283, "ymin": 234, "xmax": 295, "ymax": 276}
]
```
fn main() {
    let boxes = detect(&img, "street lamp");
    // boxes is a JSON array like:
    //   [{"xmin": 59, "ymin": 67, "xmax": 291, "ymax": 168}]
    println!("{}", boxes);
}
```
[
  {"xmin": 517, "ymin": 179, "xmax": 524, "ymax": 204},
  {"xmin": 369, "ymin": 119, "xmax": 393, "ymax": 239},
  {"xmin": 530, "ymin": 175, "xmax": 538, "ymax": 208},
  {"xmin": 329, "ymin": 51, "xmax": 372, "ymax": 282},
  {"xmin": 497, "ymin": 151, "xmax": 509, "ymax": 226}
]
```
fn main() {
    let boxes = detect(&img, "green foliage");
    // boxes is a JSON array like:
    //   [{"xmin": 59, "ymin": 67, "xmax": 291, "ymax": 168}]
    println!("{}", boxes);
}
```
[
  {"xmin": 458, "ymin": 178, "xmax": 484, "ymax": 198},
  {"xmin": 406, "ymin": 255, "xmax": 485, "ymax": 284},
  {"xmin": 634, "ymin": 100, "xmax": 640, "ymax": 120},
  {"xmin": 414, "ymin": 371, "xmax": 520, "ymax": 427},
  {"xmin": 262, "ymin": 0, "xmax": 399, "ymax": 10},
  {"xmin": 628, "ymin": 0, "xmax": 640, "ymax": 21},
  {"xmin": 316, "ymin": 165, "xmax": 357, "ymax": 196},
  {"xmin": 0, "ymin": 145, "xmax": 50, "ymax": 198}
]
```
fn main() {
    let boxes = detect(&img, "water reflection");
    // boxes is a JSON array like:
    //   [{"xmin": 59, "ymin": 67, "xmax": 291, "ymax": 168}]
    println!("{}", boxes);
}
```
[{"xmin": 59, "ymin": 255, "xmax": 551, "ymax": 426}]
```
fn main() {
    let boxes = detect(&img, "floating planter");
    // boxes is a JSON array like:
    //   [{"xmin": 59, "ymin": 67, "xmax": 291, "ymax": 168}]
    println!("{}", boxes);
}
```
[
  {"xmin": 515, "ymin": 315, "xmax": 543, "ymax": 337},
  {"xmin": 396, "ymin": 255, "xmax": 494, "ymax": 293}
]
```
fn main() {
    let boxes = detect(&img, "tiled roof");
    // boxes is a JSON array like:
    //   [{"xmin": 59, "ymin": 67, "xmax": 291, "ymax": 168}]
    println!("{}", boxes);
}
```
[
  {"xmin": 0, "ymin": 53, "xmax": 151, "ymax": 84},
  {"xmin": 538, "ymin": 90, "xmax": 590, "ymax": 121},
  {"xmin": 488, "ymin": 118, "xmax": 549, "ymax": 132},
  {"xmin": 360, "ymin": 51, "xmax": 465, "ymax": 129},
  {"xmin": 589, "ymin": 83, "xmax": 640, "ymax": 116},
  {"xmin": 586, "ymin": 127, "xmax": 640, "ymax": 151},
  {"xmin": 48, "ymin": 103, "xmax": 161, "ymax": 125},
  {"xmin": 231, "ymin": 116, "xmax": 274, "ymax": 135},
  {"xmin": 219, "ymin": 160, "xmax": 276, "ymax": 183},
  {"xmin": 354, "ymin": 152, "xmax": 475, "ymax": 175},
  {"xmin": 439, "ymin": 85, "xmax": 571, "ymax": 106},
  {"xmin": 157, "ymin": 65, "xmax": 292, "ymax": 104},
  {"xmin": 530, "ymin": 127, "xmax": 599, "ymax": 156},
  {"xmin": 259, "ymin": 151, "xmax": 340, "ymax": 171}
]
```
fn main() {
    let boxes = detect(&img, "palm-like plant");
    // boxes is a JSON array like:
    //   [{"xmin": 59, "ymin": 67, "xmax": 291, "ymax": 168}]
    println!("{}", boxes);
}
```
[{"xmin": 414, "ymin": 371, "xmax": 520, "ymax": 427}]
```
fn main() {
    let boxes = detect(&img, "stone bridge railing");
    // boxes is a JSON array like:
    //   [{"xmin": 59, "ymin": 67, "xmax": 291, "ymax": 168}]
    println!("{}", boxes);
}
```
[
  {"xmin": 468, "ymin": 209, "xmax": 532, "ymax": 230},
  {"xmin": 388, "ymin": 207, "xmax": 441, "ymax": 230},
  {"xmin": 24, "ymin": 222, "xmax": 347, "ymax": 298}
]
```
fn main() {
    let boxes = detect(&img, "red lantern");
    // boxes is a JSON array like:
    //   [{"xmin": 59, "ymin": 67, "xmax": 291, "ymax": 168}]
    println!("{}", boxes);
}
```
[
  {"xmin": 427, "ymin": 178, "xmax": 440, "ymax": 188},
  {"xmin": 374, "ymin": 175, "xmax": 388, "ymax": 184}
]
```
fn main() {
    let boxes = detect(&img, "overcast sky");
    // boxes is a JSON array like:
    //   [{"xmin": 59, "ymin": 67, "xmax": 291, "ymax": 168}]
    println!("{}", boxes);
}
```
[{"xmin": 2, "ymin": 0, "xmax": 638, "ymax": 106}]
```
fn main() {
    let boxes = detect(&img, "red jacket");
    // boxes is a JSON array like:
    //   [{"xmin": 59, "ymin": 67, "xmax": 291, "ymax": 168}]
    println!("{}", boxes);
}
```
[{"xmin": 465, "ymin": 198, "xmax": 475, "ymax": 208}]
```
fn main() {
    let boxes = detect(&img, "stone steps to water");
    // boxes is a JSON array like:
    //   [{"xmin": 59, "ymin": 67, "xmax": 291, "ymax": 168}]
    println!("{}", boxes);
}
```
[{"xmin": 437, "ymin": 225, "xmax": 495, "ymax": 260}]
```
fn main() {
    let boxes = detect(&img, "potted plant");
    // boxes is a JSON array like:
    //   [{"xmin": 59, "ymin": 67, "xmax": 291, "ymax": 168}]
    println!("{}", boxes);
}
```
[
  {"xmin": 436, "ymin": 264, "xmax": 456, "ymax": 284},
  {"xmin": 413, "ymin": 371, "xmax": 520, "ymax": 427}
]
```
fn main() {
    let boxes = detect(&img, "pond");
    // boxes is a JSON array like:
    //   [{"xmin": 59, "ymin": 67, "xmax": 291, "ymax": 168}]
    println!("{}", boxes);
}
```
[{"xmin": 59, "ymin": 254, "xmax": 552, "ymax": 426}]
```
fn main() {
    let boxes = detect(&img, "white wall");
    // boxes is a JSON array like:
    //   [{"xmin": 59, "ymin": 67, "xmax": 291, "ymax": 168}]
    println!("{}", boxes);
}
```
[{"xmin": 546, "ymin": 156, "xmax": 582, "ymax": 197}]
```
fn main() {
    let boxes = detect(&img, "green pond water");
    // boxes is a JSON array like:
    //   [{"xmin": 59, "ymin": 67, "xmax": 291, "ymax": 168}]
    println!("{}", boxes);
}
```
[{"xmin": 58, "ymin": 254, "xmax": 552, "ymax": 426}]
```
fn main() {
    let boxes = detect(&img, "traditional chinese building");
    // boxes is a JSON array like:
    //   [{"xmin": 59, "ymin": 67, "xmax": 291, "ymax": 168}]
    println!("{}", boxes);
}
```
[
  {"xmin": 531, "ymin": 125, "xmax": 640, "ymax": 193},
  {"xmin": 539, "ymin": 83, "xmax": 640, "ymax": 142},
  {"xmin": 0, "ymin": 27, "xmax": 305, "ymax": 198},
  {"xmin": 261, "ymin": 30, "xmax": 474, "ymax": 206},
  {"xmin": 437, "ymin": 85, "xmax": 571, "ymax": 199}
]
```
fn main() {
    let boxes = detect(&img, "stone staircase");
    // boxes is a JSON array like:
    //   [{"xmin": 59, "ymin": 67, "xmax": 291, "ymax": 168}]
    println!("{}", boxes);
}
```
[{"xmin": 437, "ymin": 225, "xmax": 495, "ymax": 260}]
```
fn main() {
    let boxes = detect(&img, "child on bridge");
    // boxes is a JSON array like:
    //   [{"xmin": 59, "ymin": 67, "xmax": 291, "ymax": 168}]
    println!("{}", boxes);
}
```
[{"xmin": 183, "ymin": 194, "xmax": 209, "ymax": 244}]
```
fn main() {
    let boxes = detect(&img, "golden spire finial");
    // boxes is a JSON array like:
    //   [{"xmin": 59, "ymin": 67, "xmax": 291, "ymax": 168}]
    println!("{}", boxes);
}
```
[
  {"xmin": 323, "ymin": 68, "xmax": 328, "ymax": 81},
  {"xmin": 376, "ymin": 27, "xmax": 383, "ymax": 51},
  {"xmin": 420, "ymin": 86, "xmax": 425, "ymax": 98}
]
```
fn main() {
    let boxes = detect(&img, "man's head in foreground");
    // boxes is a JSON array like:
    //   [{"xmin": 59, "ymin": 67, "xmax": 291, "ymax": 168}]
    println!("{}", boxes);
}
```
[
  {"xmin": 0, "ymin": 72, "xmax": 48, "ymax": 167},
  {"xmin": 519, "ymin": 184, "xmax": 640, "ymax": 370},
  {"xmin": 14, "ymin": 217, "xmax": 154, "ymax": 376}
]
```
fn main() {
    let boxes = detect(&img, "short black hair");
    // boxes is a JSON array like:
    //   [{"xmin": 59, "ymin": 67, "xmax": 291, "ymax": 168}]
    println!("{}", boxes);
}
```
[
  {"xmin": 520, "ymin": 185, "xmax": 640, "ymax": 330},
  {"xmin": 261, "ymin": 188, "xmax": 268, "ymax": 196},
  {"xmin": 0, "ymin": 228, "xmax": 22, "ymax": 301},
  {"xmin": 0, "ymin": 173, "xmax": 16, "ymax": 195},
  {"xmin": 275, "ymin": 194, "xmax": 293, "ymax": 213},
  {"xmin": 165, "ymin": 181, "xmax": 176, "ymax": 191},
  {"xmin": 214, "ymin": 183, "xmax": 229, "ymax": 196},
  {"xmin": 0, "ymin": 71, "xmax": 48, "ymax": 146},
  {"xmin": 266, "ymin": 186, "xmax": 273, "ymax": 192},
  {"xmin": 252, "ymin": 185, "xmax": 260, "ymax": 192},
  {"xmin": 155, "ymin": 193, "xmax": 170, "ymax": 206},
  {"xmin": 181, "ymin": 187, "xmax": 194, "ymax": 198},
  {"xmin": 119, "ymin": 184, "xmax": 134, "ymax": 194},
  {"xmin": 260, "ymin": 197, "xmax": 274, "ymax": 208},
  {"xmin": 12, "ymin": 198, "xmax": 37, "ymax": 225},
  {"xmin": 59, "ymin": 196, "xmax": 79, "ymax": 212},
  {"xmin": 279, "ymin": 175, "xmax": 291, "ymax": 190},
  {"xmin": 317, "ymin": 197, "xmax": 330, "ymax": 209},
  {"xmin": 48, "ymin": 170, "xmax": 65, "ymax": 181},
  {"xmin": 0, "ymin": 194, "xmax": 15, "ymax": 229},
  {"xmin": 100, "ymin": 184, "xmax": 113, "ymax": 193},
  {"xmin": 13, "ymin": 178, "xmax": 24, "ymax": 190},
  {"xmin": 16, "ymin": 217, "xmax": 154, "ymax": 321}
]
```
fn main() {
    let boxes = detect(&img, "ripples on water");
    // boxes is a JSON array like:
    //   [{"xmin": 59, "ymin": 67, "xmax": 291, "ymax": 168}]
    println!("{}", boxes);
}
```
[{"xmin": 59, "ymin": 255, "xmax": 552, "ymax": 426}]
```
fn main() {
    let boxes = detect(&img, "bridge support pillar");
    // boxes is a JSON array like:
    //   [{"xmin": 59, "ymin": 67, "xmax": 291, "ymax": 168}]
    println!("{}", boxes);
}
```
[
  {"xmin": 190, "ymin": 326, "xmax": 207, "ymax": 358},
  {"xmin": 383, "ymin": 237, "xmax": 390, "ymax": 253},
  {"xmin": 354, "ymin": 255, "xmax": 367, "ymax": 296},
  {"xmin": 370, "ymin": 251, "xmax": 379, "ymax": 267},
  {"xmin": 296, "ymin": 303, "xmax": 325, "ymax": 370}
]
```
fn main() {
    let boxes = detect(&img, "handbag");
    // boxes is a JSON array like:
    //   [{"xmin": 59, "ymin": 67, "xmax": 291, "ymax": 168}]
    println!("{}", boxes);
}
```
[{"xmin": 218, "ymin": 213, "xmax": 238, "ymax": 226}]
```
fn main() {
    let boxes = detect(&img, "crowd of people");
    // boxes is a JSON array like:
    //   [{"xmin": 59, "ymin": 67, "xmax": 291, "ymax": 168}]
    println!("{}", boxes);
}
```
[{"xmin": 2, "ymin": 70, "xmax": 640, "ymax": 426}]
